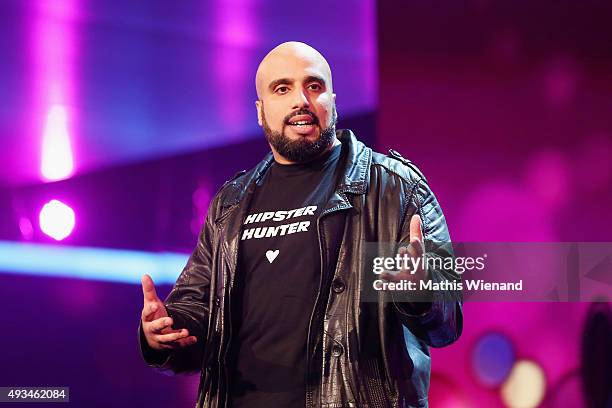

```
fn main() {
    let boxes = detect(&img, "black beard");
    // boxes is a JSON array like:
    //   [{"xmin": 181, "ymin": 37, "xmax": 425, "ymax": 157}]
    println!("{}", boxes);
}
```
[{"xmin": 262, "ymin": 107, "xmax": 337, "ymax": 163}]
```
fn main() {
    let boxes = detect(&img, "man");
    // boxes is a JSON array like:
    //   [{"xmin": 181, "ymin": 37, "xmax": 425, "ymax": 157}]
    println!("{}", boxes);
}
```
[{"xmin": 139, "ymin": 41, "xmax": 462, "ymax": 408}]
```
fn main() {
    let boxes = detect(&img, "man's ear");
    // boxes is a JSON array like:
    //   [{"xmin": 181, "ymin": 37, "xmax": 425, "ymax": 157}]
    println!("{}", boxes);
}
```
[{"xmin": 255, "ymin": 100, "xmax": 263, "ymax": 127}]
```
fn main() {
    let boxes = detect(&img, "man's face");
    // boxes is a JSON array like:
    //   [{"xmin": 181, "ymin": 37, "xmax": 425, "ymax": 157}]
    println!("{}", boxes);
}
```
[{"xmin": 256, "ymin": 54, "xmax": 337, "ymax": 162}]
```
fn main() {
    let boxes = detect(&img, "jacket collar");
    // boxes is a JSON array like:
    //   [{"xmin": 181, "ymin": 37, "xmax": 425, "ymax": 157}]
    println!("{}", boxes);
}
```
[
  {"xmin": 220, "ymin": 128, "xmax": 370, "ymax": 209},
  {"xmin": 335, "ymin": 129, "xmax": 370, "ymax": 194}
]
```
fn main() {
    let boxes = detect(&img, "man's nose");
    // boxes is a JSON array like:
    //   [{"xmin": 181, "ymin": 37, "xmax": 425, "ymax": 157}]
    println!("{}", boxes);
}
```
[{"xmin": 291, "ymin": 88, "xmax": 310, "ymax": 109}]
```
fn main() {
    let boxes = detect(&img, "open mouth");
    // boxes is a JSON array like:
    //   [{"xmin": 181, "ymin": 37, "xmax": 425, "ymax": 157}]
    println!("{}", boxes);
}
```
[
  {"xmin": 289, "ymin": 120, "xmax": 316, "ymax": 128},
  {"xmin": 286, "ymin": 114, "xmax": 318, "ymax": 133}
]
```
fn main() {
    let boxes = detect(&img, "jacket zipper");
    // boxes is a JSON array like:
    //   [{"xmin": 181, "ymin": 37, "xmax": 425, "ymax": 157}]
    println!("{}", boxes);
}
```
[
  {"xmin": 306, "ymin": 198, "xmax": 351, "ymax": 408},
  {"xmin": 223, "ymin": 239, "xmax": 239, "ymax": 408},
  {"xmin": 215, "ymin": 204, "xmax": 241, "ymax": 408}
]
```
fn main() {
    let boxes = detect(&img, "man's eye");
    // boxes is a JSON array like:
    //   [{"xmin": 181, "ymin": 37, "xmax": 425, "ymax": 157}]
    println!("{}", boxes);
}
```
[
  {"xmin": 308, "ymin": 84, "xmax": 322, "ymax": 91},
  {"xmin": 275, "ymin": 86, "xmax": 289, "ymax": 94}
]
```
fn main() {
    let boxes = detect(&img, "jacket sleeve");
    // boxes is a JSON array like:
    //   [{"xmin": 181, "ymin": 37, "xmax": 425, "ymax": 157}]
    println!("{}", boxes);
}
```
[
  {"xmin": 392, "ymin": 178, "xmax": 463, "ymax": 348},
  {"xmin": 137, "ymin": 199, "xmax": 216, "ymax": 375}
]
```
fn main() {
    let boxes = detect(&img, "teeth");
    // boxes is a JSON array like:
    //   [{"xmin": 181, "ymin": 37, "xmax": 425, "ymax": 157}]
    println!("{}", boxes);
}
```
[{"xmin": 292, "ymin": 121, "xmax": 312, "ymax": 125}]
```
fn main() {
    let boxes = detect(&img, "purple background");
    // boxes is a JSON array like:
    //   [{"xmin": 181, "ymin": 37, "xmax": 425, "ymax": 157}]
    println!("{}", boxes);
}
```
[{"xmin": 378, "ymin": 1, "xmax": 612, "ymax": 406}]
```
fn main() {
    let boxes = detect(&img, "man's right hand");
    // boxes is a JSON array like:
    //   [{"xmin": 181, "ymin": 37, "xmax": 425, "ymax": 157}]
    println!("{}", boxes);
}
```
[{"xmin": 141, "ymin": 274, "xmax": 198, "ymax": 350}]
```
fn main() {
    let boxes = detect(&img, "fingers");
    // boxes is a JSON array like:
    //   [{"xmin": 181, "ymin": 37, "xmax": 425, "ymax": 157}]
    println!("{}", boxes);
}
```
[
  {"xmin": 141, "ymin": 300, "xmax": 159, "ymax": 322},
  {"xmin": 170, "ymin": 336, "xmax": 198, "ymax": 349},
  {"xmin": 381, "ymin": 271, "xmax": 400, "ymax": 283},
  {"xmin": 142, "ymin": 316, "xmax": 198, "ymax": 350},
  {"xmin": 409, "ymin": 214, "xmax": 423, "ymax": 245},
  {"xmin": 405, "ymin": 214, "xmax": 425, "ymax": 260},
  {"xmin": 148, "ymin": 317, "xmax": 174, "ymax": 334},
  {"xmin": 381, "ymin": 231, "xmax": 426, "ymax": 282},
  {"xmin": 156, "ymin": 330, "xmax": 198, "ymax": 349},
  {"xmin": 396, "ymin": 243, "xmax": 422, "ymax": 271},
  {"xmin": 141, "ymin": 274, "xmax": 159, "ymax": 303},
  {"xmin": 155, "ymin": 328, "xmax": 190, "ymax": 343},
  {"xmin": 142, "ymin": 274, "xmax": 165, "ymax": 322},
  {"xmin": 408, "ymin": 238, "xmax": 424, "ymax": 259}
]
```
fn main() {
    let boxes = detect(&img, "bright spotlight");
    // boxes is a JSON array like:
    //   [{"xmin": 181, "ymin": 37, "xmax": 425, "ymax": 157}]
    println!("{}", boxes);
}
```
[
  {"xmin": 39, "ymin": 200, "xmax": 75, "ymax": 241},
  {"xmin": 41, "ymin": 105, "xmax": 74, "ymax": 181}
]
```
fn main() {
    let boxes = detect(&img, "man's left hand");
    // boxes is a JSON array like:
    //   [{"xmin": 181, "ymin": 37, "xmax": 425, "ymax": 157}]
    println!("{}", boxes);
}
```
[{"xmin": 381, "ymin": 215, "xmax": 428, "ymax": 283}]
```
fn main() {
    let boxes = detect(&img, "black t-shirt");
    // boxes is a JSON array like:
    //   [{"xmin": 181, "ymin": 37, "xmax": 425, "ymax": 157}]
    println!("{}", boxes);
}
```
[{"xmin": 228, "ymin": 144, "xmax": 343, "ymax": 408}]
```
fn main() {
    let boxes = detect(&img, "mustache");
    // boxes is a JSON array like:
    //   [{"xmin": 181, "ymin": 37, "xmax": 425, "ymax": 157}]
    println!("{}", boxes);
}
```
[{"xmin": 284, "ymin": 110, "xmax": 319, "ymax": 125}]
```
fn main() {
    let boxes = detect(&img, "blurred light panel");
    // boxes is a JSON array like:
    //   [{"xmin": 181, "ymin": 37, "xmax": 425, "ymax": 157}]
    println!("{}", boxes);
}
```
[
  {"xmin": 0, "ymin": 241, "xmax": 188, "ymax": 284},
  {"xmin": 18, "ymin": 217, "xmax": 34, "ymax": 240},
  {"xmin": 39, "ymin": 199, "xmax": 76, "ymax": 241},
  {"xmin": 41, "ymin": 105, "xmax": 74, "ymax": 181},
  {"xmin": 471, "ymin": 332, "xmax": 515, "ymax": 387},
  {"xmin": 32, "ymin": 0, "xmax": 79, "ymax": 183},
  {"xmin": 0, "ymin": 0, "xmax": 376, "ymax": 185},
  {"xmin": 501, "ymin": 360, "xmax": 546, "ymax": 408}
]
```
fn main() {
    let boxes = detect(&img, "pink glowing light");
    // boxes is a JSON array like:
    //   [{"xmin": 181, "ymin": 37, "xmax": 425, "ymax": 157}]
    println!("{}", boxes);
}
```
[
  {"xmin": 39, "ymin": 200, "xmax": 75, "ymax": 241},
  {"xmin": 214, "ymin": 0, "xmax": 257, "ymax": 47},
  {"xmin": 18, "ymin": 217, "xmax": 34, "ymax": 240},
  {"xmin": 32, "ymin": 1, "xmax": 79, "ymax": 182},
  {"xmin": 212, "ymin": 0, "xmax": 258, "ymax": 128},
  {"xmin": 542, "ymin": 58, "xmax": 579, "ymax": 108},
  {"xmin": 41, "ymin": 105, "xmax": 74, "ymax": 181}
]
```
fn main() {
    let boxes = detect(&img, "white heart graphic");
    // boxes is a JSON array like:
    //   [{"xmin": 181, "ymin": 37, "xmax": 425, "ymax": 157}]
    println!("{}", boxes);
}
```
[{"xmin": 266, "ymin": 249, "xmax": 279, "ymax": 263}]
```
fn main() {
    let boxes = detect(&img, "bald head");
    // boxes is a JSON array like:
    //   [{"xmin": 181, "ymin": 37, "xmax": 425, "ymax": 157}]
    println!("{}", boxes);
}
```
[
  {"xmin": 253, "ymin": 41, "xmax": 338, "ymax": 164},
  {"xmin": 255, "ymin": 41, "xmax": 333, "ymax": 100}
]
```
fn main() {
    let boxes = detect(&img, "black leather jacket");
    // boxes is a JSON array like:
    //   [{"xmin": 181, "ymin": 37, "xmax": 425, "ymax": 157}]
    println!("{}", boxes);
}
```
[{"xmin": 139, "ymin": 129, "xmax": 463, "ymax": 408}]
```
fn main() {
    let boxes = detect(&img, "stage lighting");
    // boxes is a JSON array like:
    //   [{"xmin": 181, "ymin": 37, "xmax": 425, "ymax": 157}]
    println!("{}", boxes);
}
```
[
  {"xmin": 471, "ymin": 331, "xmax": 515, "ymax": 387},
  {"xmin": 41, "ymin": 105, "xmax": 74, "ymax": 181},
  {"xmin": 501, "ymin": 360, "xmax": 546, "ymax": 408},
  {"xmin": 39, "ymin": 199, "xmax": 75, "ymax": 241}
]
